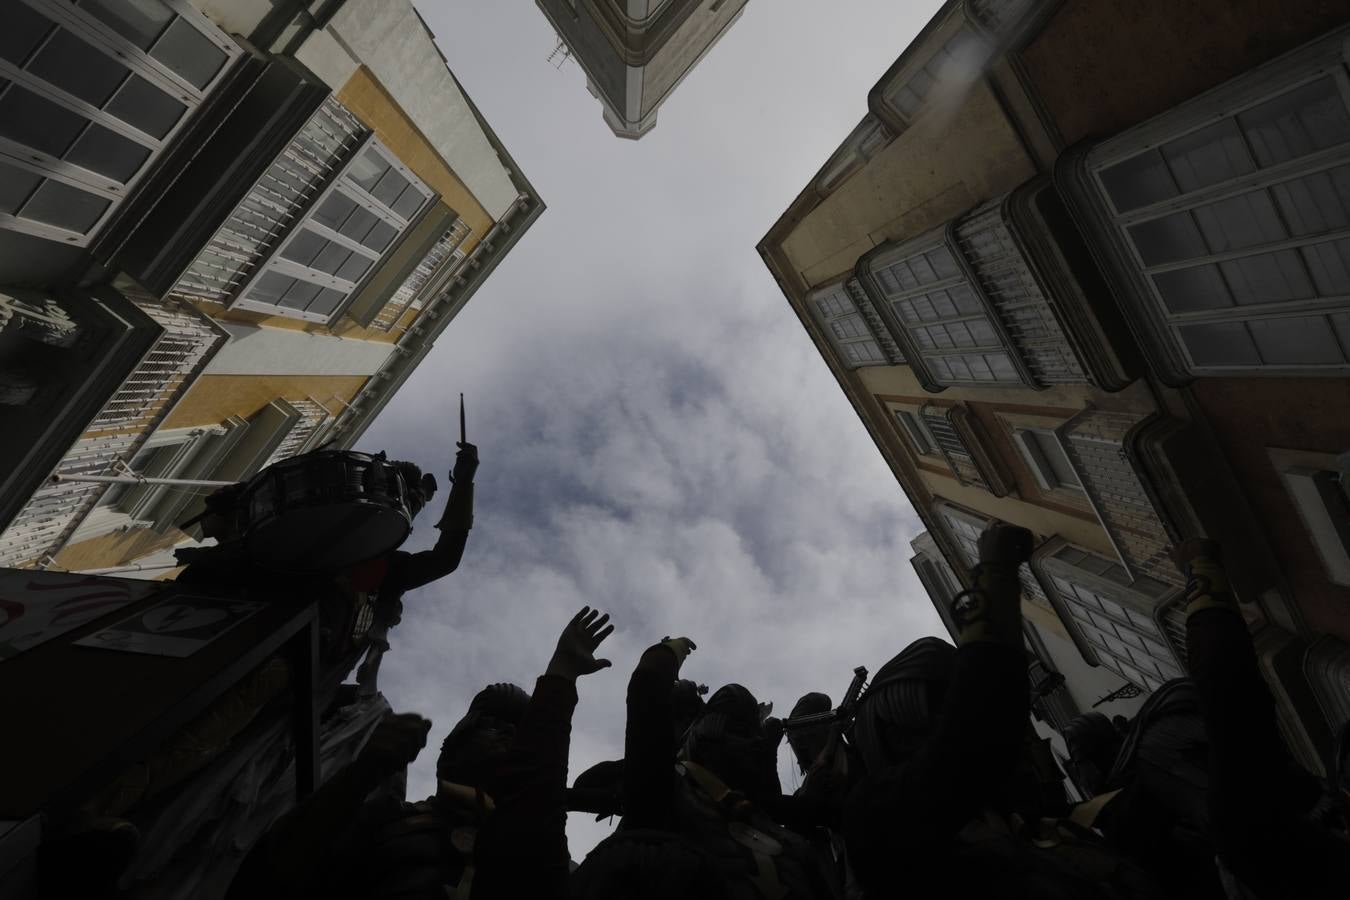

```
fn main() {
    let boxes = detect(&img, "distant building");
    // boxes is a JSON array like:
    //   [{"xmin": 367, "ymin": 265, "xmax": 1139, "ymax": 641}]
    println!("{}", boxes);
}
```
[
  {"xmin": 761, "ymin": 0, "xmax": 1350, "ymax": 785},
  {"xmin": 0, "ymin": 0, "xmax": 544, "ymax": 575},
  {"xmin": 537, "ymin": 0, "xmax": 748, "ymax": 139}
]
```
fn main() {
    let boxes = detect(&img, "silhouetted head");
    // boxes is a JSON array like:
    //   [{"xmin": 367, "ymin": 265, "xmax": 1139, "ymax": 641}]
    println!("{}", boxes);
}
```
[
  {"xmin": 394, "ymin": 460, "xmax": 438, "ymax": 519},
  {"xmin": 786, "ymin": 691, "xmax": 833, "ymax": 774},
  {"xmin": 436, "ymin": 682, "xmax": 530, "ymax": 784},
  {"xmin": 851, "ymin": 637, "xmax": 957, "ymax": 774},
  {"xmin": 681, "ymin": 684, "xmax": 781, "ymax": 803},
  {"xmin": 1062, "ymin": 712, "xmax": 1124, "ymax": 797}
]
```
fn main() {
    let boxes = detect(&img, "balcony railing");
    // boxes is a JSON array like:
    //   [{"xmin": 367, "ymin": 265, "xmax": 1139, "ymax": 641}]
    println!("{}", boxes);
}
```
[
  {"xmin": 263, "ymin": 399, "xmax": 333, "ymax": 468},
  {"xmin": 372, "ymin": 219, "xmax": 472, "ymax": 331},
  {"xmin": 169, "ymin": 98, "xmax": 368, "ymax": 306},
  {"xmin": 0, "ymin": 435, "xmax": 138, "ymax": 568},
  {"xmin": 1059, "ymin": 410, "xmax": 1182, "ymax": 588},
  {"xmin": 0, "ymin": 284, "xmax": 226, "ymax": 567},
  {"xmin": 955, "ymin": 198, "xmax": 1086, "ymax": 385}
]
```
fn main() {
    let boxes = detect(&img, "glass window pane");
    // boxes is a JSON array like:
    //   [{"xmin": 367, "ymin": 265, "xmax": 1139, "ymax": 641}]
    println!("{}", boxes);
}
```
[
  {"xmin": 891, "ymin": 262, "xmax": 918, "ymax": 292},
  {"xmin": 309, "ymin": 288, "xmax": 346, "ymax": 316},
  {"xmin": 280, "ymin": 279, "xmax": 321, "ymax": 310},
  {"xmin": 310, "ymin": 241, "xmax": 354, "ymax": 276},
  {"xmin": 1331, "ymin": 313, "xmax": 1350, "ymax": 357},
  {"xmin": 1193, "ymin": 190, "xmax": 1286, "ymax": 253},
  {"xmin": 0, "ymin": 85, "xmax": 87, "ymax": 157},
  {"xmin": 1271, "ymin": 167, "xmax": 1350, "ymax": 236},
  {"xmin": 28, "ymin": 29, "xmax": 128, "ymax": 107},
  {"xmin": 967, "ymin": 317, "xmax": 996, "ymax": 344},
  {"xmin": 928, "ymin": 324, "xmax": 953, "ymax": 349},
  {"xmin": 150, "ymin": 17, "xmax": 227, "ymax": 89},
  {"xmin": 336, "ymin": 253, "xmax": 372, "ymax": 283},
  {"xmin": 313, "ymin": 192, "xmax": 357, "ymax": 231},
  {"xmin": 949, "ymin": 283, "xmax": 981, "ymax": 314},
  {"xmin": 19, "ymin": 179, "xmax": 109, "ymax": 232},
  {"xmin": 1302, "ymin": 239, "xmax": 1350, "ymax": 296},
  {"xmin": 249, "ymin": 272, "xmax": 295, "ymax": 304},
  {"xmin": 280, "ymin": 229, "xmax": 327, "ymax": 267},
  {"xmin": 347, "ymin": 151, "xmax": 390, "ymax": 194},
  {"xmin": 930, "ymin": 289, "xmax": 957, "ymax": 318},
  {"xmin": 1179, "ymin": 321, "xmax": 1260, "ymax": 367},
  {"xmin": 362, "ymin": 219, "xmax": 397, "ymax": 253},
  {"xmin": 0, "ymin": 161, "xmax": 42, "ymax": 214},
  {"xmin": 1099, "ymin": 149, "xmax": 1178, "ymax": 212},
  {"xmin": 1239, "ymin": 77, "xmax": 1350, "ymax": 167},
  {"xmin": 1162, "ymin": 119, "xmax": 1254, "ymax": 193},
  {"xmin": 0, "ymin": 2, "xmax": 55, "ymax": 66},
  {"xmin": 1248, "ymin": 316, "xmax": 1344, "ymax": 365},
  {"xmin": 1128, "ymin": 211, "xmax": 1207, "ymax": 266},
  {"xmin": 945, "ymin": 356, "xmax": 971, "ymax": 381},
  {"xmin": 391, "ymin": 183, "xmax": 425, "ymax": 220},
  {"xmin": 912, "ymin": 296, "xmax": 937, "ymax": 322},
  {"xmin": 928, "ymin": 247, "xmax": 960, "ymax": 280},
  {"xmin": 1153, "ymin": 264, "xmax": 1233, "ymax": 313},
  {"xmin": 987, "ymin": 353, "xmax": 1017, "ymax": 381},
  {"xmin": 338, "ymin": 205, "xmax": 379, "ymax": 243},
  {"xmin": 106, "ymin": 74, "xmax": 185, "ymax": 139},
  {"xmin": 1031, "ymin": 431, "xmax": 1079, "ymax": 487},
  {"xmin": 909, "ymin": 254, "xmax": 937, "ymax": 285},
  {"xmin": 81, "ymin": 0, "xmax": 173, "ymax": 50},
  {"xmin": 1218, "ymin": 250, "xmax": 1313, "ymax": 306},
  {"xmin": 65, "ymin": 123, "xmax": 150, "ymax": 182},
  {"xmin": 371, "ymin": 168, "xmax": 410, "ymax": 207},
  {"xmin": 966, "ymin": 356, "xmax": 992, "ymax": 381},
  {"xmin": 947, "ymin": 321, "xmax": 973, "ymax": 347}
]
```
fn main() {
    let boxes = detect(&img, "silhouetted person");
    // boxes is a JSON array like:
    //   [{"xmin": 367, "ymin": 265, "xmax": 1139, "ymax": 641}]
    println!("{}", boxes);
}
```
[
  {"xmin": 843, "ymin": 523, "xmax": 1163, "ymax": 899},
  {"xmin": 571, "ymin": 637, "xmax": 837, "ymax": 899},
  {"xmin": 229, "ymin": 606, "xmax": 614, "ymax": 900},
  {"xmin": 1173, "ymin": 539, "xmax": 1350, "ymax": 899}
]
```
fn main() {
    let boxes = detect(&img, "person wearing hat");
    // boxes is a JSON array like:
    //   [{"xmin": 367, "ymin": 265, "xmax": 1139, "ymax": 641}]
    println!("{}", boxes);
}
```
[
  {"xmin": 227, "ymin": 606, "xmax": 614, "ymax": 900},
  {"xmin": 842, "ymin": 523, "xmax": 1165, "ymax": 899}
]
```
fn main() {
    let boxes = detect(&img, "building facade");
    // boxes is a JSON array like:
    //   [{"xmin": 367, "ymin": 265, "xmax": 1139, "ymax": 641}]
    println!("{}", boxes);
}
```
[
  {"xmin": 0, "ymin": 0, "xmax": 543, "ymax": 576},
  {"xmin": 763, "ymin": 0, "xmax": 1350, "ymax": 781},
  {"xmin": 536, "ymin": 0, "xmax": 749, "ymax": 139}
]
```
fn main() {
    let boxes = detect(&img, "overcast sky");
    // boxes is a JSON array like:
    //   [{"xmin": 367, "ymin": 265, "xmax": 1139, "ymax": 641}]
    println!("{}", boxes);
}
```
[{"xmin": 367, "ymin": 0, "xmax": 946, "ymax": 856}]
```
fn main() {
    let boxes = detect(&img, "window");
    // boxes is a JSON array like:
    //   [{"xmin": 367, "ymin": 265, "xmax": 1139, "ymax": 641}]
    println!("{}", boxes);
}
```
[
  {"xmin": 0, "ymin": 0, "xmax": 238, "ymax": 245},
  {"xmin": 884, "ymin": 28, "xmax": 990, "ymax": 122},
  {"xmin": 937, "ymin": 503, "xmax": 1048, "ymax": 606},
  {"xmin": 1084, "ymin": 36, "xmax": 1350, "ymax": 374},
  {"xmin": 895, "ymin": 409, "xmax": 936, "ymax": 456},
  {"xmin": 233, "ymin": 142, "xmax": 434, "ymax": 322},
  {"xmin": 1277, "ymin": 460, "xmax": 1350, "ymax": 587},
  {"xmin": 1015, "ymin": 428, "xmax": 1082, "ymax": 492},
  {"xmin": 864, "ymin": 237, "xmax": 1022, "ymax": 386},
  {"xmin": 809, "ymin": 280, "xmax": 890, "ymax": 368},
  {"xmin": 1042, "ymin": 543, "xmax": 1184, "ymax": 691}
]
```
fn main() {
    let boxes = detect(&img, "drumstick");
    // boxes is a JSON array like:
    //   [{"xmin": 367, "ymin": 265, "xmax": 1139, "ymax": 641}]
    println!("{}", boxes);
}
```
[{"xmin": 459, "ymin": 393, "xmax": 466, "ymax": 446}]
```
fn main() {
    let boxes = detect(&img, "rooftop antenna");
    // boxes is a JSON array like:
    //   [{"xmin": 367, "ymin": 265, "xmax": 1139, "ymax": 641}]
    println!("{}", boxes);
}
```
[{"xmin": 547, "ymin": 35, "xmax": 572, "ymax": 69}]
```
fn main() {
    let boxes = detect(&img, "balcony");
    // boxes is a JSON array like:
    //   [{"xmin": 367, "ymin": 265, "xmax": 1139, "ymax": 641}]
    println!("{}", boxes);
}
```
[{"xmin": 0, "ymin": 283, "xmax": 226, "ymax": 567}]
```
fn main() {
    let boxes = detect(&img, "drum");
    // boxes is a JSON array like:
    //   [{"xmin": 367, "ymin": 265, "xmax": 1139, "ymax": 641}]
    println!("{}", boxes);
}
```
[{"xmin": 240, "ymin": 450, "xmax": 413, "ymax": 573}]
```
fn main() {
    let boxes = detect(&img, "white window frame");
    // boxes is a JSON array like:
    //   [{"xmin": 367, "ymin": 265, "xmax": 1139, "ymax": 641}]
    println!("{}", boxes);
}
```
[
  {"xmin": 861, "ymin": 229, "xmax": 1030, "ymax": 388},
  {"xmin": 232, "ymin": 138, "xmax": 434, "ymax": 323},
  {"xmin": 0, "ymin": 0, "xmax": 241, "ymax": 246},
  {"xmin": 1036, "ymin": 539, "xmax": 1185, "ymax": 691},
  {"xmin": 807, "ymin": 279, "xmax": 890, "ymax": 369},
  {"xmin": 1080, "ymin": 28, "xmax": 1350, "ymax": 377},
  {"xmin": 1014, "ymin": 427, "xmax": 1083, "ymax": 493},
  {"xmin": 1270, "ymin": 447, "xmax": 1350, "ymax": 587},
  {"xmin": 894, "ymin": 408, "xmax": 938, "ymax": 457}
]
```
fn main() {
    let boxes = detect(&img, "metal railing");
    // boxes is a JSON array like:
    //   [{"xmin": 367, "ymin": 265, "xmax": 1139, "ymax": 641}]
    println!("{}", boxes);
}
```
[
  {"xmin": 169, "ymin": 97, "xmax": 368, "ymax": 305},
  {"xmin": 956, "ymin": 199, "xmax": 1086, "ymax": 385},
  {"xmin": 372, "ymin": 219, "xmax": 472, "ymax": 331}
]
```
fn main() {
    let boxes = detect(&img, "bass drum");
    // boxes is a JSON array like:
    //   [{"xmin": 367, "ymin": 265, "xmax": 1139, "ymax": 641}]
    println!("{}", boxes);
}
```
[{"xmin": 241, "ymin": 450, "xmax": 412, "ymax": 573}]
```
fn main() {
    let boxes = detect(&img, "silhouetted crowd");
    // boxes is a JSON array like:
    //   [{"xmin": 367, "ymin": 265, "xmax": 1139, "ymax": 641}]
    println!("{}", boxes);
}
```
[{"xmin": 221, "ymin": 524, "xmax": 1349, "ymax": 899}]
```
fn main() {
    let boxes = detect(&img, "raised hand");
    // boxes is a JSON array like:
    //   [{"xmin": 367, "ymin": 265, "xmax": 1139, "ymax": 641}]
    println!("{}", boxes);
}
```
[
  {"xmin": 546, "ymin": 607, "xmax": 616, "ymax": 682},
  {"xmin": 451, "ymin": 441, "xmax": 479, "ymax": 485}
]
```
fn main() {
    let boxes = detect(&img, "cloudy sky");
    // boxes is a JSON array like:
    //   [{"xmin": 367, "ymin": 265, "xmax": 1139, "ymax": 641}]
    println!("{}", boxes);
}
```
[{"xmin": 366, "ymin": 0, "xmax": 946, "ymax": 855}]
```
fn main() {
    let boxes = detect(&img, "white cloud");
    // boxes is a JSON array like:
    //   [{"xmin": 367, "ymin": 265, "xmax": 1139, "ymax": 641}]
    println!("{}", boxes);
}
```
[{"xmin": 369, "ymin": 0, "xmax": 947, "ymax": 859}]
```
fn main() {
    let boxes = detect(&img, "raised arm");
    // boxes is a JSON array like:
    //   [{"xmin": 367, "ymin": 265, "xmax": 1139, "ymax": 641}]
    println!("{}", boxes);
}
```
[
  {"xmin": 472, "ymin": 608, "xmax": 615, "ymax": 900},
  {"xmin": 622, "ymin": 637, "xmax": 696, "ymax": 830},
  {"xmin": 391, "ymin": 442, "xmax": 477, "ymax": 591}
]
